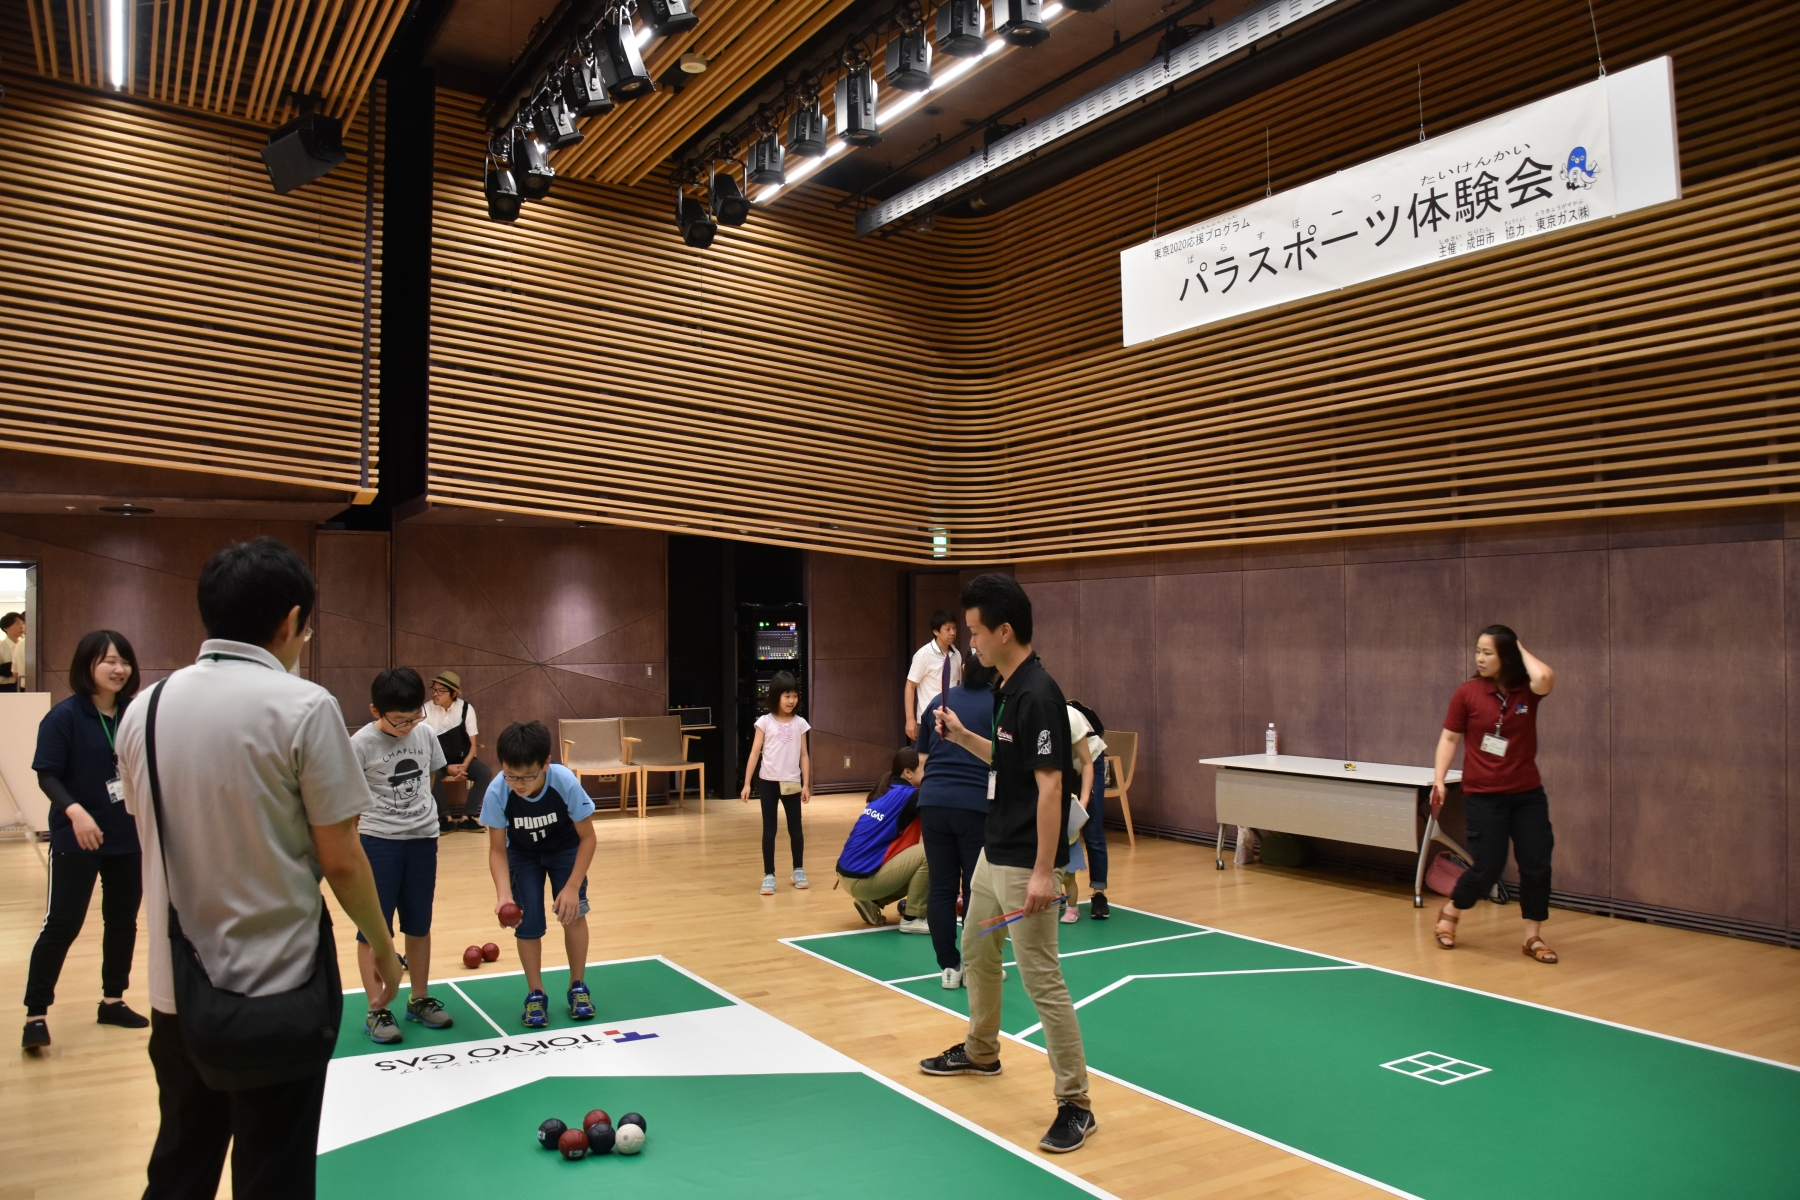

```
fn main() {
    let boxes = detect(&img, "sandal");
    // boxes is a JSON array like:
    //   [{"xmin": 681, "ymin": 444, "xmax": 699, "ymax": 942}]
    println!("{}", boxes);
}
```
[
  {"xmin": 1523, "ymin": 936, "xmax": 1558, "ymax": 964},
  {"xmin": 1433, "ymin": 908, "xmax": 1459, "ymax": 949}
]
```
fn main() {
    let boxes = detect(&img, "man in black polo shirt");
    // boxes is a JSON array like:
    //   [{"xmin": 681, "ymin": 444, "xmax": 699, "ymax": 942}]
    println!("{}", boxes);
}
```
[{"xmin": 919, "ymin": 573, "xmax": 1094, "ymax": 1153}]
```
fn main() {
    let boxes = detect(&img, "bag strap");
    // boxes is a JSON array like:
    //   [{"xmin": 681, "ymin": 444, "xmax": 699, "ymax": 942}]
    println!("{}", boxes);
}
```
[{"xmin": 143, "ymin": 681, "xmax": 184, "ymax": 930}]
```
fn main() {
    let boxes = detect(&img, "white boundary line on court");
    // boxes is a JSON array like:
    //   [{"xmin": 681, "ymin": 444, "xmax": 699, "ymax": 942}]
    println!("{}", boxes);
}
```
[
  {"xmin": 443, "ymin": 980, "xmax": 509, "ymax": 1037},
  {"xmin": 884, "ymin": 929, "xmax": 1218, "ymax": 983},
  {"xmin": 1011, "ymin": 967, "xmax": 1365, "ymax": 1039}
]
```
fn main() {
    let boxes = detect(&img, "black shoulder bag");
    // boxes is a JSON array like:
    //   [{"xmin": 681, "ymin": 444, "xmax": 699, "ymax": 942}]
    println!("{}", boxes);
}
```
[
  {"xmin": 144, "ymin": 681, "xmax": 343, "ymax": 1091},
  {"xmin": 436, "ymin": 700, "xmax": 472, "ymax": 765}
]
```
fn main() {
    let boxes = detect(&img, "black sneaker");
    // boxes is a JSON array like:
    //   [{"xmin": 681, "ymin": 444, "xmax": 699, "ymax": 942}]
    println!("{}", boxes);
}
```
[
  {"xmin": 97, "ymin": 1001, "xmax": 149, "ymax": 1029},
  {"xmin": 1039, "ymin": 1103, "xmax": 1097, "ymax": 1153},
  {"xmin": 21, "ymin": 1019, "xmax": 49, "ymax": 1051},
  {"xmin": 919, "ymin": 1042, "xmax": 1002, "ymax": 1077},
  {"xmin": 1088, "ymin": 891, "xmax": 1110, "ymax": 920}
]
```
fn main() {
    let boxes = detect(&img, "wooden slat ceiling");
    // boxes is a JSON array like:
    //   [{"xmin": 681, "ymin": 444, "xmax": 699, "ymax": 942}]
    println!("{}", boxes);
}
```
[
  {"xmin": 426, "ymin": 0, "xmax": 1797, "ymax": 563},
  {"xmin": 550, "ymin": 0, "xmax": 860, "ymax": 186},
  {"xmin": 0, "ymin": 71, "xmax": 383, "ymax": 496},
  {"xmin": 19, "ymin": 0, "xmax": 406, "ymax": 126}
]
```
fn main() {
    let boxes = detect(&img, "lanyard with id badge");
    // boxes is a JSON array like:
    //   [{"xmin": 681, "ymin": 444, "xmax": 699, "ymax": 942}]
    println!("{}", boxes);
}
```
[
  {"xmin": 1480, "ymin": 689, "xmax": 1512, "ymax": 758},
  {"xmin": 100, "ymin": 710, "xmax": 126, "ymax": 803},
  {"xmin": 987, "ymin": 697, "xmax": 1006, "ymax": 800}
]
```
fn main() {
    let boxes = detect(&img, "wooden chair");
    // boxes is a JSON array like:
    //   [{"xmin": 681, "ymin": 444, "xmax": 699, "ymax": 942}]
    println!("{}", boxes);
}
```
[
  {"xmin": 559, "ymin": 718, "xmax": 641, "ymax": 815},
  {"xmin": 1102, "ymin": 730, "xmax": 1138, "ymax": 848},
  {"xmin": 620, "ymin": 715, "xmax": 705, "ymax": 817}
]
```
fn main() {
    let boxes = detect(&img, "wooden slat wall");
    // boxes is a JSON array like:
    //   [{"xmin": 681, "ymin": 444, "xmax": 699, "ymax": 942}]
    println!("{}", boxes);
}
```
[
  {"xmin": 0, "ymin": 71, "xmax": 383, "ymax": 495},
  {"xmin": 431, "ymin": 90, "xmax": 949, "ymax": 557},
  {"xmin": 434, "ymin": 0, "xmax": 1797, "ymax": 564},
  {"xmin": 17, "ymin": 0, "xmax": 406, "ymax": 127}
]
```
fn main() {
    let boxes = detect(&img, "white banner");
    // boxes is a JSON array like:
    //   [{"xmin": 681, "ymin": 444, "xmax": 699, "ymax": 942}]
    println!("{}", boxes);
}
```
[{"xmin": 1120, "ymin": 57, "xmax": 1680, "ymax": 346}]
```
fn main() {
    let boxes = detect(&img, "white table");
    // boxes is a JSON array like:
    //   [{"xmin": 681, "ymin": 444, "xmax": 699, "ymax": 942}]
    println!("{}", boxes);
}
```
[{"xmin": 1200, "ymin": 754, "xmax": 1475, "ymax": 907}]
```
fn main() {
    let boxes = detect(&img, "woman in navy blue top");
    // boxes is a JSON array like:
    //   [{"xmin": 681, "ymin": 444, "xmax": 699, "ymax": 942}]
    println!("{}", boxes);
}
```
[
  {"xmin": 914, "ymin": 655, "xmax": 998, "ymax": 989},
  {"xmin": 21, "ymin": 630, "xmax": 148, "ymax": 1051}
]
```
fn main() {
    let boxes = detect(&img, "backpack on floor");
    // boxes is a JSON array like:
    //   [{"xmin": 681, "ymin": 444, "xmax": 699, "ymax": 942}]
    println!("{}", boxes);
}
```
[{"xmin": 1425, "ymin": 850, "xmax": 1470, "ymax": 897}]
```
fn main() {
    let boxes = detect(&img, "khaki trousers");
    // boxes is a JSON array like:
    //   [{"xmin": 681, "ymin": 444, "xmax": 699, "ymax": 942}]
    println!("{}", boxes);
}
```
[
  {"xmin": 837, "ymin": 844, "xmax": 929, "ymax": 915},
  {"xmin": 960, "ymin": 850, "xmax": 1090, "ymax": 1108}
]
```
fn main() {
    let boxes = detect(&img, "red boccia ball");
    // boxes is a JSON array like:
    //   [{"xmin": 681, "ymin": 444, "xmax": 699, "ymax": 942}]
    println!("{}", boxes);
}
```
[
  {"xmin": 498, "ymin": 901, "xmax": 524, "ymax": 928},
  {"xmin": 462, "ymin": 945, "xmax": 483, "ymax": 969},
  {"xmin": 482, "ymin": 942, "xmax": 501, "ymax": 963},
  {"xmin": 583, "ymin": 1109, "xmax": 610, "ymax": 1130},
  {"xmin": 558, "ymin": 1128, "xmax": 589, "ymax": 1160}
]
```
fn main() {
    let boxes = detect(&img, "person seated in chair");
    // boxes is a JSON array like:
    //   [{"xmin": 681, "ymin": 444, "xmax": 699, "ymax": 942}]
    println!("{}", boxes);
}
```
[{"xmin": 836, "ymin": 749, "xmax": 929, "ymax": 933}]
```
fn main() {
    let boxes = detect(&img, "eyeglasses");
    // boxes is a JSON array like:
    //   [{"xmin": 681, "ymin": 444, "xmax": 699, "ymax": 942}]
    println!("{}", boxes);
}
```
[
  {"xmin": 383, "ymin": 711, "xmax": 425, "ymax": 729},
  {"xmin": 503, "ymin": 768, "xmax": 545, "ymax": 784}
]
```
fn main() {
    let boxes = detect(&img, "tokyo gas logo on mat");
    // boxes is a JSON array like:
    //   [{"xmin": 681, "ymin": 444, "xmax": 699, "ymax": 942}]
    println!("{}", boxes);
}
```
[{"xmin": 372, "ymin": 1028, "xmax": 660, "ymax": 1075}]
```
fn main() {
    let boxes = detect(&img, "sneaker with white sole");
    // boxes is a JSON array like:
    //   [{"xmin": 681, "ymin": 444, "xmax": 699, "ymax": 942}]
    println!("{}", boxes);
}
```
[
  {"xmin": 940, "ymin": 966, "xmax": 965, "ymax": 990},
  {"xmin": 852, "ymin": 898, "xmax": 884, "ymax": 926},
  {"xmin": 1060, "ymin": 905, "xmax": 1080, "ymax": 924},
  {"xmin": 1039, "ymin": 1103, "xmax": 1097, "ymax": 1153},
  {"xmin": 791, "ymin": 869, "xmax": 810, "ymax": 890},
  {"xmin": 919, "ymin": 1042, "xmax": 1001, "ymax": 1076},
  {"xmin": 364, "ymin": 1008, "xmax": 402, "ymax": 1044},
  {"xmin": 760, "ymin": 874, "xmax": 776, "ymax": 895},
  {"xmin": 898, "ymin": 917, "xmax": 931, "ymax": 935},
  {"xmin": 1089, "ymin": 891, "xmax": 1111, "ymax": 919}
]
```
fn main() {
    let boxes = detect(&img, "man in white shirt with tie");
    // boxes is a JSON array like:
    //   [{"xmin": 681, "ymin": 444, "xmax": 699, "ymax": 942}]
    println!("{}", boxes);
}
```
[{"xmin": 904, "ymin": 611, "xmax": 963, "ymax": 742}]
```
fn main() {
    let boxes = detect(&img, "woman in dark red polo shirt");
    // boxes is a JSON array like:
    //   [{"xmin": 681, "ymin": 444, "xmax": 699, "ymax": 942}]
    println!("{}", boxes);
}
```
[{"xmin": 1431, "ymin": 625, "xmax": 1559, "ymax": 963}]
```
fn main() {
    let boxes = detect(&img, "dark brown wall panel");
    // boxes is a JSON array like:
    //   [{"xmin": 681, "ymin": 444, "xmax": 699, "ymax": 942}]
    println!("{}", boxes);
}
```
[
  {"xmin": 1608, "ymin": 542, "xmax": 1786, "ymax": 925},
  {"xmin": 390, "ymin": 524, "xmax": 667, "ymax": 765},
  {"xmin": 313, "ymin": 531, "xmax": 391, "ymax": 725},
  {"xmin": 1152, "ymin": 570, "xmax": 1245, "ymax": 834},
  {"xmin": 1344, "ymin": 559, "xmax": 1465, "ymax": 768},
  {"xmin": 1464, "ymin": 550, "xmax": 1612, "ymax": 897},
  {"xmin": 808, "ymin": 553, "xmax": 905, "ymax": 789},
  {"xmin": 1242, "ymin": 566, "xmax": 1347, "ymax": 761},
  {"xmin": 1078, "ymin": 575, "xmax": 1157, "ymax": 821},
  {"xmin": 1789, "ymin": 538, "xmax": 1800, "ymax": 931}
]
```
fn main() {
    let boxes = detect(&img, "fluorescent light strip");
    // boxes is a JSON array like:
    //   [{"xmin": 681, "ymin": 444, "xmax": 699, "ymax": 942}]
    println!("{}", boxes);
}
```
[{"xmin": 106, "ymin": 0, "xmax": 126, "ymax": 89}]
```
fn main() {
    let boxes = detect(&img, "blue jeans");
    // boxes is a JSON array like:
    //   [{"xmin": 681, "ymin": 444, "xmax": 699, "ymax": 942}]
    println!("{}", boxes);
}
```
[
  {"xmin": 355, "ymin": 835, "xmax": 437, "ymax": 942},
  {"xmin": 921, "ymin": 806, "xmax": 986, "ymax": 970},
  {"xmin": 507, "ymin": 843, "xmax": 590, "ymax": 940},
  {"xmin": 1082, "ymin": 764, "xmax": 1109, "ymax": 889}
]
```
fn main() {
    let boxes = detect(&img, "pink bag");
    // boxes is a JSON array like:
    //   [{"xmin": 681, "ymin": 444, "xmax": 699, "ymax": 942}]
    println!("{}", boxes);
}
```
[{"xmin": 1425, "ymin": 851, "xmax": 1469, "ymax": 897}]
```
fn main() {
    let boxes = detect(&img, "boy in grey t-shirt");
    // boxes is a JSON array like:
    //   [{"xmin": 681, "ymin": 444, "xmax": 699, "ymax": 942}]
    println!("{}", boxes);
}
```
[{"xmin": 349, "ymin": 667, "xmax": 450, "ymax": 1043}]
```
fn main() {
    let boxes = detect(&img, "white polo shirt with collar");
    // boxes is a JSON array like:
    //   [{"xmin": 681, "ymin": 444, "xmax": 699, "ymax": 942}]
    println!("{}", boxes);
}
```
[
  {"xmin": 116, "ymin": 639, "xmax": 372, "ymax": 1012},
  {"xmin": 907, "ymin": 639, "xmax": 964, "ymax": 720}
]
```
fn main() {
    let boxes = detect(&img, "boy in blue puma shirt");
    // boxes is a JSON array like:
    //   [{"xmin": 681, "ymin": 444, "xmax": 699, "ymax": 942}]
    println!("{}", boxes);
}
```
[{"xmin": 479, "ymin": 720, "xmax": 597, "ymax": 1027}]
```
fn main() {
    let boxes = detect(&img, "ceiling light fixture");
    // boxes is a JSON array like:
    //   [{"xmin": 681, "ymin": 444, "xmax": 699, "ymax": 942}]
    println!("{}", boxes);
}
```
[
  {"xmin": 511, "ymin": 125, "xmax": 555, "ymax": 199},
  {"xmin": 678, "ymin": 51, "xmax": 709, "ymax": 74},
  {"xmin": 886, "ymin": 25, "xmax": 932, "ymax": 92},
  {"xmin": 485, "ymin": 149, "xmax": 523, "ymax": 221},
  {"xmin": 995, "ymin": 0, "xmax": 1051, "ymax": 45},
  {"xmin": 106, "ymin": 0, "xmax": 126, "ymax": 89},
  {"xmin": 835, "ymin": 59, "xmax": 881, "ymax": 146},
  {"xmin": 645, "ymin": 0, "xmax": 699, "ymax": 36},
  {"xmin": 260, "ymin": 100, "xmax": 348, "ymax": 194},
  {"xmin": 935, "ymin": 0, "xmax": 986, "ymax": 58},
  {"xmin": 747, "ymin": 132, "xmax": 786, "ymax": 185},
  {"xmin": 711, "ymin": 171, "xmax": 752, "ymax": 225},
  {"xmin": 531, "ymin": 90, "xmax": 584, "ymax": 149},
  {"xmin": 676, "ymin": 190, "xmax": 718, "ymax": 247},
  {"xmin": 788, "ymin": 95, "xmax": 828, "ymax": 158},
  {"xmin": 563, "ymin": 49, "xmax": 615, "ymax": 117},
  {"xmin": 600, "ymin": 9, "xmax": 656, "ymax": 99}
]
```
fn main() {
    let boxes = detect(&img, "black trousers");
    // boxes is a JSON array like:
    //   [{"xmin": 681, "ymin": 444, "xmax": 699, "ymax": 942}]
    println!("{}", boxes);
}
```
[
  {"xmin": 144, "ymin": 1009, "xmax": 328, "ymax": 1200},
  {"xmin": 432, "ymin": 757, "xmax": 494, "ymax": 818},
  {"xmin": 24, "ymin": 850, "xmax": 142, "ymax": 1012},
  {"xmin": 1451, "ymin": 787, "xmax": 1554, "ymax": 922},
  {"xmin": 921, "ymin": 806, "xmax": 986, "ymax": 970},
  {"xmin": 758, "ymin": 777, "xmax": 804, "ymax": 874}
]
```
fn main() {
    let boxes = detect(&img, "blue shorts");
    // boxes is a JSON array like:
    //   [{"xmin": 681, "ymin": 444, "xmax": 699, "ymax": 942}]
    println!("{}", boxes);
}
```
[
  {"xmin": 507, "ymin": 843, "xmax": 589, "ymax": 940},
  {"xmin": 357, "ymin": 834, "xmax": 438, "ymax": 942}
]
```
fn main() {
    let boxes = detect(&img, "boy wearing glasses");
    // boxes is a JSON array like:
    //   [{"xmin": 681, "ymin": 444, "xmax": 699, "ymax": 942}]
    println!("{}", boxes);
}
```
[
  {"xmin": 349, "ymin": 667, "xmax": 452, "ymax": 1044},
  {"xmin": 479, "ymin": 720, "xmax": 598, "ymax": 1028}
]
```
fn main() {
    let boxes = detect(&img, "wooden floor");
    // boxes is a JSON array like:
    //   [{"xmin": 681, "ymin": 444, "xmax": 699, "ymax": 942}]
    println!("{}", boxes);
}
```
[{"xmin": 5, "ymin": 795, "xmax": 1798, "ymax": 1199}]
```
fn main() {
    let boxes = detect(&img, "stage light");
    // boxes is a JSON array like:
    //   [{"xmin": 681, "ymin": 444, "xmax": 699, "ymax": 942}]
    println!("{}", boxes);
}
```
[
  {"xmin": 711, "ymin": 173, "xmax": 751, "ymax": 225},
  {"xmin": 995, "ymin": 0, "xmax": 1050, "ymax": 45},
  {"xmin": 788, "ymin": 99, "xmax": 827, "ymax": 157},
  {"xmin": 261, "ymin": 109, "xmax": 347, "ymax": 194},
  {"xmin": 676, "ymin": 192, "xmax": 717, "ymax": 247},
  {"xmin": 935, "ymin": 0, "xmax": 985, "ymax": 58},
  {"xmin": 563, "ymin": 51, "xmax": 615, "ymax": 117},
  {"xmin": 885, "ymin": 26, "xmax": 932, "ymax": 92},
  {"xmin": 600, "ymin": 9, "xmax": 656, "ymax": 99},
  {"xmin": 747, "ymin": 133, "xmax": 786, "ymax": 185},
  {"xmin": 531, "ymin": 91, "xmax": 584, "ymax": 150},
  {"xmin": 511, "ymin": 126, "xmax": 555, "ymax": 199},
  {"xmin": 485, "ymin": 155, "xmax": 522, "ymax": 222},
  {"xmin": 835, "ymin": 63, "xmax": 880, "ymax": 146},
  {"xmin": 645, "ymin": 0, "xmax": 699, "ymax": 36}
]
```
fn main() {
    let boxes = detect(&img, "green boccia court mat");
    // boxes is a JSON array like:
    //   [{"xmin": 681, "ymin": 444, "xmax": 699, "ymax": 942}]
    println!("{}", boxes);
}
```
[{"xmin": 785, "ymin": 905, "xmax": 1800, "ymax": 1199}]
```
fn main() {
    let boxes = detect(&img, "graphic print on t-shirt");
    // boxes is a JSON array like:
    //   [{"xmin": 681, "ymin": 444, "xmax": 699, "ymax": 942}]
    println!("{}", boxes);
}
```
[{"xmin": 387, "ymin": 758, "xmax": 427, "ymax": 805}]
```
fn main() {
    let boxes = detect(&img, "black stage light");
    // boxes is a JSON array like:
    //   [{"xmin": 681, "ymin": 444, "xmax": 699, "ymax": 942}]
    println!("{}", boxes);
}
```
[
  {"xmin": 645, "ymin": 0, "xmax": 699, "ymax": 36},
  {"xmin": 788, "ymin": 100, "xmax": 827, "ymax": 158},
  {"xmin": 834, "ymin": 64, "xmax": 880, "ymax": 146},
  {"xmin": 711, "ymin": 174, "xmax": 751, "ymax": 226},
  {"xmin": 511, "ymin": 126, "xmax": 555, "ymax": 199},
  {"xmin": 885, "ymin": 27, "xmax": 932, "ymax": 92},
  {"xmin": 747, "ymin": 132, "xmax": 785, "ymax": 185},
  {"xmin": 485, "ymin": 155, "xmax": 522, "ymax": 222},
  {"xmin": 934, "ymin": 0, "xmax": 985, "ymax": 58},
  {"xmin": 531, "ymin": 91, "xmax": 584, "ymax": 150},
  {"xmin": 676, "ymin": 192, "xmax": 717, "ymax": 247},
  {"xmin": 600, "ymin": 10, "xmax": 656, "ymax": 99},
  {"xmin": 994, "ymin": 0, "xmax": 1050, "ymax": 46},
  {"xmin": 563, "ymin": 52, "xmax": 615, "ymax": 117},
  {"xmin": 261, "ymin": 110, "xmax": 347, "ymax": 194}
]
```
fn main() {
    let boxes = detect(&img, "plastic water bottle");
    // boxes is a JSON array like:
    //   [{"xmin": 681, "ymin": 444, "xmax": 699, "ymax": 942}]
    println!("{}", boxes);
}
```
[{"xmin": 1265, "ymin": 723, "xmax": 1278, "ymax": 755}]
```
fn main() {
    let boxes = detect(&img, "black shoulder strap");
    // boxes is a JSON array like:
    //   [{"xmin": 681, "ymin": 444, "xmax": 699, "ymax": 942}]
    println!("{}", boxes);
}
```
[
  {"xmin": 143, "ymin": 681, "xmax": 184, "ymax": 929},
  {"xmin": 459, "ymin": 700, "xmax": 469, "ymax": 734}
]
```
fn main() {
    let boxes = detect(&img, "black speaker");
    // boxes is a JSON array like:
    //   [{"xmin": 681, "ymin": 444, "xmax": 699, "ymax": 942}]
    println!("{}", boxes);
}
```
[
  {"xmin": 834, "ymin": 65, "xmax": 880, "ymax": 146},
  {"xmin": 260, "ymin": 111, "xmax": 347, "ymax": 195},
  {"xmin": 885, "ymin": 27, "xmax": 932, "ymax": 92}
]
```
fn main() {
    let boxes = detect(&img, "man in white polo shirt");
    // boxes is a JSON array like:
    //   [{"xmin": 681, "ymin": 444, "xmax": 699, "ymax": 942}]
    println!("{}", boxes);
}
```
[
  {"xmin": 904, "ymin": 610, "xmax": 963, "ymax": 742},
  {"xmin": 117, "ymin": 537, "xmax": 402, "ymax": 1200}
]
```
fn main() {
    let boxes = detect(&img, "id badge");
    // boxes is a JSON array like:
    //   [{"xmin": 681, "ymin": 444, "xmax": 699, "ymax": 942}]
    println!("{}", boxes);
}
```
[
  {"xmin": 987, "ymin": 771, "xmax": 997, "ymax": 800},
  {"xmin": 1480, "ymin": 733, "xmax": 1509, "ymax": 757},
  {"xmin": 106, "ymin": 776, "xmax": 126, "ymax": 804}
]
